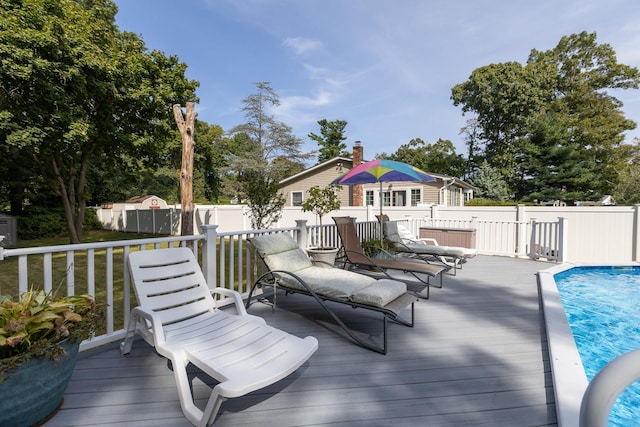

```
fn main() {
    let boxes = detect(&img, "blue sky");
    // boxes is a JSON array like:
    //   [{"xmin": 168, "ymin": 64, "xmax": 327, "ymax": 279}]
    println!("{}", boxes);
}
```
[{"xmin": 114, "ymin": 0, "xmax": 640, "ymax": 161}]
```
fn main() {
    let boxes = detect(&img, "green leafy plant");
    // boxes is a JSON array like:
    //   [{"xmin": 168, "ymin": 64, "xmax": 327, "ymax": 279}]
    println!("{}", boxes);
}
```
[
  {"xmin": 0, "ymin": 289, "xmax": 103, "ymax": 380},
  {"xmin": 301, "ymin": 184, "xmax": 342, "ymax": 249}
]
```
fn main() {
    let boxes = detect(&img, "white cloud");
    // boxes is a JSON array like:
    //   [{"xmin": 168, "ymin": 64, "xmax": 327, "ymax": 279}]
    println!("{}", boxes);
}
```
[{"xmin": 283, "ymin": 37, "xmax": 323, "ymax": 55}]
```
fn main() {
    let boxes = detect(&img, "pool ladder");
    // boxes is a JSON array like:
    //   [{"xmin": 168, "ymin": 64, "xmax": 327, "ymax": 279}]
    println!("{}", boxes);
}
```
[{"xmin": 580, "ymin": 348, "xmax": 640, "ymax": 426}]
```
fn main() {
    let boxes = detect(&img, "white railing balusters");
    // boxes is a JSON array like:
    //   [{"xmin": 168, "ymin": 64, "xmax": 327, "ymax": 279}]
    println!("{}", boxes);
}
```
[
  {"xmin": 87, "ymin": 249, "xmax": 95, "ymax": 297},
  {"xmin": 0, "ymin": 216, "xmax": 563, "ymax": 352},
  {"xmin": 18, "ymin": 256, "xmax": 28, "ymax": 293},
  {"xmin": 66, "ymin": 251, "xmax": 74, "ymax": 296},
  {"xmin": 43, "ymin": 253, "xmax": 52, "ymax": 292},
  {"xmin": 105, "ymin": 247, "xmax": 114, "ymax": 336}
]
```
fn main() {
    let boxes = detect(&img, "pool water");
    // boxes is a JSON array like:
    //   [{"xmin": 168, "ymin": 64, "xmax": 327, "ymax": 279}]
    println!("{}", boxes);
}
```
[{"xmin": 554, "ymin": 266, "xmax": 640, "ymax": 426}]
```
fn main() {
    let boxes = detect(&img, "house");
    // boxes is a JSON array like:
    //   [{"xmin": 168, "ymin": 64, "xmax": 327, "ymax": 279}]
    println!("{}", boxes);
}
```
[{"xmin": 279, "ymin": 142, "xmax": 474, "ymax": 208}]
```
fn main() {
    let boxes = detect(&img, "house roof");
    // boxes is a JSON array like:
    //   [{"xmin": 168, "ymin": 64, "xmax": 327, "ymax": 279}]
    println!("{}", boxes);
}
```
[
  {"xmin": 125, "ymin": 195, "xmax": 157, "ymax": 203},
  {"xmin": 279, "ymin": 156, "xmax": 475, "ymax": 190},
  {"xmin": 279, "ymin": 156, "xmax": 353, "ymax": 185}
]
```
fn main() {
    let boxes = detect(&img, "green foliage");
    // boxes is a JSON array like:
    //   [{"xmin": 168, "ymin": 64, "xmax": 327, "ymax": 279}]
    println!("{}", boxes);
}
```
[
  {"xmin": 83, "ymin": 209, "xmax": 103, "ymax": 232},
  {"xmin": 301, "ymin": 185, "xmax": 342, "ymax": 248},
  {"xmin": 452, "ymin": 31, "xmax": 640, "ymax": 200},
  {"xmin": 517, "ymin": 112, "xmax": 600, "ymax": 202},
  {"xmin": 308, "ymin": 119, "xmax": 350, "ymax": 164},
  {"xmin": 380, "ymin": 138, "xmax": 466, "ymax": 178},
  {"xmin": 0, "ymin": 0, "xmax": 199, "ymax": 242},
  {"xmin": 17, "ymin": 207, "xmax": 67, "ymax": 240},
  {"xmin": 469, "ymin": 161, "xmax": 510, "ymax": 201},
  {"xmin": 241, "ymin": 171, "xmax": 285, "ymax": 230},
  {"xmin": 613, "ymin": 160, "xmax": 640, "ymax": 205},
  {"xmin": 465, "ymin": 198, "xmax": 525, "ymax": 207},
  {"xmin": 227, "ymin": 82, "xmax": 311, "ymax": 228},
  {"xmin": 360, "ymin": 238, "xmax": 392, "ymax": 258},
  {"xmin": 0, "ymin": 289, "xmax": 103, "ymax": 379}
]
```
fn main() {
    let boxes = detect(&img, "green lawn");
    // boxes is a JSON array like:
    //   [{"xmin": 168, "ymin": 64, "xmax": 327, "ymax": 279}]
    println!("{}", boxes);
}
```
[{"xmin": 0, "ymin": 230, "xmax": 254, "ymax": 333}]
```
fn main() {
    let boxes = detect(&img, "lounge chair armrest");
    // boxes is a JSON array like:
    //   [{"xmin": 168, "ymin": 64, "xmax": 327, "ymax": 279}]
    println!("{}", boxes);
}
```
[
  {"xmin": 212, "ymin": 287, "xmax": 248, "ymax": 316},
  {"xmin": 131, "ymin": 306, "xmax": 166, "ymax": 347},
  {"xmin": 343, "ymin": 249, "xmax": 394, "ymax": 280}
]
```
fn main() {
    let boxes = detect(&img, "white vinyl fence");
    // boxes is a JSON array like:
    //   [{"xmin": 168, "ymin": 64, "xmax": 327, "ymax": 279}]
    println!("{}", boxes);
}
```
[{"xmin": 94, "ymin": 204, "xmax": 640, "ymax": 263}]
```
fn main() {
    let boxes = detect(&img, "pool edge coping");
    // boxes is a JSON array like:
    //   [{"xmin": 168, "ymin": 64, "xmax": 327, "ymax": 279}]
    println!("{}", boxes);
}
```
[{"xmin": 539, "ymin": 262, "xmax": 640, "ymax": 427}]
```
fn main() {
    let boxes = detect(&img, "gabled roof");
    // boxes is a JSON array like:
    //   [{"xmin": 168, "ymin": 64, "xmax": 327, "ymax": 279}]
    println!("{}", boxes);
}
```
[
  {"xmin": 279, "ymin": 156, "xmax": 475, "ymax": 190},
  {"xmin": 279, "ymin": 156, "xmax": 354, "ymax": 185},
  {"xmin": 125, "ymin": 195, "xmax": 156, "ymax": 203},
  {"xmin": 426, "ymin": 172, "xmax": 476, "ymax": 190}
]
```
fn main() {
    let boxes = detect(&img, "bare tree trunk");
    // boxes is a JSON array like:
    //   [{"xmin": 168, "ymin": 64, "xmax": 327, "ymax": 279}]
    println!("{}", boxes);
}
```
[{"xmin": 173, "ymin": 103, "xmax": 197, "ymax": 239}]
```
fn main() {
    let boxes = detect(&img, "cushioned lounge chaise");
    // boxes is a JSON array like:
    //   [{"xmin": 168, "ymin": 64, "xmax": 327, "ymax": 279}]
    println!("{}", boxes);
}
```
[
  {"xmin": 333, "ymin": 216, "xmax": 447, "ymax": 297},
  {"xmin": 382, "ymin": 219, "xmax": 477, "ymax": 275},
  {"xmin": 247, "ymin": 233, "xmax": 417, "ymax": 355}
]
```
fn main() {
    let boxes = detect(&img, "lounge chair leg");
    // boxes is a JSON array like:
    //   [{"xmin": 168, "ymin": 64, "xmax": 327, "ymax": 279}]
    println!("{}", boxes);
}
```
[{"xmin": 201, "ymin": 388, "xmax": 225, "ymax": 427}]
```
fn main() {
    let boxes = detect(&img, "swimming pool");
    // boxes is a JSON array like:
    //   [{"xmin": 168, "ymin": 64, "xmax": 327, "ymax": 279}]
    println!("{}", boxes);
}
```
[{"xmin": 539, "ymin": 264, "xmax": 640, "ymax": 427}]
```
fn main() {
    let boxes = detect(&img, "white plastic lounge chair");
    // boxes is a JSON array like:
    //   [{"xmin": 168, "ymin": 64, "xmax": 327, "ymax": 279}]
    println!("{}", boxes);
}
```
[
  {"xmin": 333, "ymin": 216, "xmax": 447, "ymax": 297},
  {"xmin": 247, "ymin": 233, "xmax": 417, "ymax": 355},
  {"xmin": 382, "ymin": 220, "xmax": 477, "ymax": 275},
  {"xmin": 121, "ymin": 247, "xmax": 318, "ymax": 427}
]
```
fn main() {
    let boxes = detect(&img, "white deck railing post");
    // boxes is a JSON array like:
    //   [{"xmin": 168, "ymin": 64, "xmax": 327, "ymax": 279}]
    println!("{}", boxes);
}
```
[
  {"xmin": 633, "ymin": 205, "xmax": 640, "ymax": 262},
  {"xmin": 295, "ymin": 219, "xmax": 308, "ymax": 248},
  {"xmin": 529, "ymin": 218, "xmax": 538, "ymax": 259},
  {"xmin": 201, "ymin": 224, "xmax": 218, "ymax": 289},
  {"xmin": 557, "ymin": 217, "xmax": 568, "ymax": 263},
  {"xmin": 516, "ymin": 205, "xmax": 527, "ymax": 257}
]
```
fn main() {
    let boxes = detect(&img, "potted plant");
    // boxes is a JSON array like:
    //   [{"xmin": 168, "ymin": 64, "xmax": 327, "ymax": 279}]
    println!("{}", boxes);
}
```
[
  {"xmin": 0, "ymin": 289, "xmax": 103, "ymax": 426},
  {"xmin": 302, "ymin": 184, "xmax": 342, "ymax": 265}
]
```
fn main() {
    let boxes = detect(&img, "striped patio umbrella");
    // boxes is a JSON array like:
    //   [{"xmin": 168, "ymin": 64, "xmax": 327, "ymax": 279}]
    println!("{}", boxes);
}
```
[{"xmin": 332, "ymin": 159, "xmax": 435, "ymax": 242}]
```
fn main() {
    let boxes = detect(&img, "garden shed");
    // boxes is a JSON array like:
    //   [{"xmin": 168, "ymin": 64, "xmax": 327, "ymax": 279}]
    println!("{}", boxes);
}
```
[{"xmin": 0, "ymin": 213, "xmax": 17, "ymax": 247}]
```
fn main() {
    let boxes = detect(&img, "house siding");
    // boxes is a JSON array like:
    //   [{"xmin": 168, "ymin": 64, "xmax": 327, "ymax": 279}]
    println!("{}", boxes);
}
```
[{"xmin": 280, "ymin": 160, "xmax": 352, "ymax": 207}]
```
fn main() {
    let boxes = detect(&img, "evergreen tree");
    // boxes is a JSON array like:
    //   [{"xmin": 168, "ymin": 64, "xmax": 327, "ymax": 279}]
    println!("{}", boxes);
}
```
[
  {"xmin": 227, "ymin": 82, "xmax": 311, "ymax": 229},
  {"xmin": 470, "ymin": 161, "xmax": 510, "ymax": 201},
  {"xmin": 308, "ymin": 119, "xmax": 349, "ymax": 164}
]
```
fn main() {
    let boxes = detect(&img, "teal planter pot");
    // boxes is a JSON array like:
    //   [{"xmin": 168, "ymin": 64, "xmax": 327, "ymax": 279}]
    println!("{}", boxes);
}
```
[{"xmin": 0, "ymin": 339, "xmax": 79, "ymax": 427}]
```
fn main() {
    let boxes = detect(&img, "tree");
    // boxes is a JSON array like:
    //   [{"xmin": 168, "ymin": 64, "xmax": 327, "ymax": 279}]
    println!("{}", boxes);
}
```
[
  {"xmin": 469, "ymin": 161, "xmax": 510, "ymax": 201},
  {"xmin": 380, "ymin": 138, "xmax": 466, "ymax": 177},
  {"xmin": 459, "ymin": 118, "xmax": 482, "ymax": 179},
  {"xmin": 193, "ymin": 120, "xmax": 225, "ymax": 203},
  {"xmin": 301, "ymin": 184, "xmax": 342, "ymax": 248},
  {"xmin": 0, "ymin": 0, "xmax": 199, "ymax": 242},
  {"xmin": 227, "ymin": 82, "xmax": 311, "ymax": 229},
  {"xmin": 517, "ymin": 112, "xmax": 599, "ymax": 202},
  {"xmin": 174, "ymin": 103, "xmax": 197, "ymax": 237},
  {"xmin": 451, "ymin": 32, "xmax": 640, "ymax": 199},
  {"xmin": 451, "ymin": 61, "xmax": 552, "ymax": 179},
  {"xmin": 308, "ymin": 119, "xmax": 349, "ymax": 164},
  {"xmin": 613, "ymin": 138, "xmax": 640, "ymax": 204}
]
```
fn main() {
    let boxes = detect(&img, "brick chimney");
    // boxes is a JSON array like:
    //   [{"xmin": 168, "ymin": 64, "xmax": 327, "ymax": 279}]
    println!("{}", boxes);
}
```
[{"xmin": 352, "ymin": 141, "xmax": 363, "ymax": 206}]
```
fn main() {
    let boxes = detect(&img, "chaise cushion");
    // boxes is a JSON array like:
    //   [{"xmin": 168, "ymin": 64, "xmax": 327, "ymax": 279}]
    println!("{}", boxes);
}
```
[
  {"xmin": 278, "ymin": 266, "xmax": 374, "ymax": 299},
  {"xmin": 350, "ymin": 279, "xmax": 407, "ymax": 307},
  {"xmin": 251, "ymin": 233, "xmax": 313, "ymax": 272},
  {"xmin": 252, "ymin": 233, "xmax": 410, "ymax": 308}
]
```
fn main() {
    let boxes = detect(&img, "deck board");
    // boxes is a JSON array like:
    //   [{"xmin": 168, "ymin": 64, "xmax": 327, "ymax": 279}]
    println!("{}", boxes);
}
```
[{"xmin": 44, "ymin": 255, "xmax": 557, "ymax": 426}]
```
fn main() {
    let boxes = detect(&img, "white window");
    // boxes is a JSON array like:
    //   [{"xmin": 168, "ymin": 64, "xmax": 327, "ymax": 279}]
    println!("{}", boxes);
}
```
[
  {"xmin": 292, "ymin": 191, "xmax": 303, "ymax": 207},
  {"xmin": 381, "ymin": 192, "xmax": 391, "ymax": 207},
  {"xmin": 365, "ymin": 190, "xmax": 375, "ymax": 206},
  {"xmin": 410, "ymin": 189, "xmax": 421, "ymax": 206}
]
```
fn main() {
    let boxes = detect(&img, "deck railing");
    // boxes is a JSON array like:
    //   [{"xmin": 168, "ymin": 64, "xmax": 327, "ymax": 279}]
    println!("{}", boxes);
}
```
[
  {"xmin": 0, "ymin": 216, "xmax": 562, "ymax": 351},
  {"xmin": 398, "ymin": 216, "xmax": 564, "ymax": 261}
]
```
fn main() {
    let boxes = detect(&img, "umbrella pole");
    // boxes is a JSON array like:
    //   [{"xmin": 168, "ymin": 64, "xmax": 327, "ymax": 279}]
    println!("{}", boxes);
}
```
[{"xmin": 379, "ymin": 181, "xmax": 383, "ymax": 247}]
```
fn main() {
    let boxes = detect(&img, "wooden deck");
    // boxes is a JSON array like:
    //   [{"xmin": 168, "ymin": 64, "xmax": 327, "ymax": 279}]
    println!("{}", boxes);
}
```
[{"xmin": 44, "ymin": 255, "xmax": 557, "ymax": 427}]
